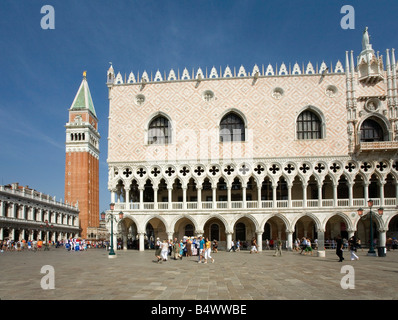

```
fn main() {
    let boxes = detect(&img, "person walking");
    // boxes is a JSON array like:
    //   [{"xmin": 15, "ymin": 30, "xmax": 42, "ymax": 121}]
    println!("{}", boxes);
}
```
[
  {"xmin": 204, "ymin": 237, "xmax": 214, "ymax": 263},
  {"xmin": 336, "ymin": 235, "xmax": 344, "ymax": 262},
  {"xmin": 186, "ymin": 237, "xmax": 192, "ymax": 257},
  {"xmin": 299, "ymin": 237, "xmax": 307, "ymax": 254},
  {"xmin": 161, "ymin": 240, "xmax": 169, "ymax": 261},
  {"xmin": 155, "ymin": 237, "xmax": 162, "ymax": 263},
  {"xmin": 229, "ymin": 239, "xmax": 235, "ymax": 252},
  {"xmin": 250, "ymin": 237, "xmax": 258, "ymax": 254},
  {"xmin": 304, "ymin": 238, "xmax": 313, "ymax": 256},
  {"xmin": 212, "ymin": 239, "xmax": 218, "ymax": 253},
  {"xmin": 172, "ymin": 238, "xmax": 180, "ymax": 260},
  {"xmin": 198, "ymin": 236, "xmax": 205, "ymax": 263},
  {"xmin": 349, "ymin": 236, "xmax": 359, "ymax": 261},
  {"xmin": 273, "ymin": 238, "xmax": 282, "ymax": 256}
]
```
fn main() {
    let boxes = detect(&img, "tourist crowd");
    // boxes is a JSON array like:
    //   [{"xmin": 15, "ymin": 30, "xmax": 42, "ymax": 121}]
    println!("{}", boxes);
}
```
[{"xmin": 0, "ymin": 238, "xmax": 108, "ymax": 252}]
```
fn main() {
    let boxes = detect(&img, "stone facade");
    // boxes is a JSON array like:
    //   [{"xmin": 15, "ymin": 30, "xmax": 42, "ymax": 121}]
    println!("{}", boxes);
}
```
[
  {"xmin": 0, "ymin": 183, "xmax": 79, "ymax": 241},
  {"xmin": 106, "ymin": 28, "xmax": 398, "ymax": 254}
]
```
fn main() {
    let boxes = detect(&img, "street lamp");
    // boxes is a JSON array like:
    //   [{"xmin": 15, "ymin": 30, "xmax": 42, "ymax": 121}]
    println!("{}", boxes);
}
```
[
  {"xmin": 104, "ymin": 203, "xmax": 124, "ymax": 258},
  {"xmin": 39, "ymin": 219, "xmax": 53, "ymax": 251},
  {"xmin": 357, "ymin": 199, "xmax": 383, "ymax": 256}
]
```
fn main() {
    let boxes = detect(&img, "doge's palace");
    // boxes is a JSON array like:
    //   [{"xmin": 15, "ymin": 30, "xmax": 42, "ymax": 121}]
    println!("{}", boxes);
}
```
[{"xmin": 105, "ymin": 28, "xmax": 398, "ymax": 255}]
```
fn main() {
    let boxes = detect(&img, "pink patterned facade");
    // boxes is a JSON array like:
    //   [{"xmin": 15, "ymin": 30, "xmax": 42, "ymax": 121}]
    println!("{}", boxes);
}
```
[{"xmin": 106, "ymin": 29, "xmax": 398, "ymax": 255}]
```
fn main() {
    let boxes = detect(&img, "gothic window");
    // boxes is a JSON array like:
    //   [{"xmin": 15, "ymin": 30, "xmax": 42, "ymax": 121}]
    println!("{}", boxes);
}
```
[
  {"xmin": 220, "ymin": 112, "xmax": 245, "ymax": 142},
  {"xmin": 360, "ymin": 118, "xmax": 385, "ymax": 142},
  {"xmin": 297, "ymin": 110, "xmax": 322, "ymax": 140},
  {"xmin": 148, "ymin": 115, "xmax": 171, "ymax": 145}
]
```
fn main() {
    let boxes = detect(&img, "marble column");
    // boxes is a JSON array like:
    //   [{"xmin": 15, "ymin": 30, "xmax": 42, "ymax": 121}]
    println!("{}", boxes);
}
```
[
  {"xmin": 139, "ymin": 232, "xmax": 145, "ymax": 251},
  {"xmin": 317, "ymin": 229, "xmax": 326, "ymax": 257},
  {"xmin": 256, "ymin": 231, "xmax": 263, "ymax": 252}
]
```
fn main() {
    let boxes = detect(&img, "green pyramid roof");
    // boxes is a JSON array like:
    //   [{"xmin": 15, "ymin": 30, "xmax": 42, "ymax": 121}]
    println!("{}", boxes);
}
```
[{"xmin": 70, "ymin": 73, "xmax": 97, "ymax": 117}]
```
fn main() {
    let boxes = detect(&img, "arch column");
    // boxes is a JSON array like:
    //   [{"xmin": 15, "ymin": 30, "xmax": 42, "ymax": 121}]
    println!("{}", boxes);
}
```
[
  {"xmin": 286, "ymin": 230, "xmax": 293, "ymax": 251},
  {"xmin": 333, "ymin": 183, "xmax": 338, "ymax": 207},
  {"xmin": 226, "ymin": 232, "xmax": 233, "ymax": 252},
  {"xmin": 212, "ymin": 187, "xmax": 217, "ymax": 209},
  {"xmin": 153, "ymin": 187, "xmax": 158, "ymax": 209},
  {"xmin": 395, "ymin": 181, "xmax": 398, "ymax": 203},
  {"xmin": 242, "ymin": 185, "xmax": 247, "ymax": 209},
  {"xmin": 256, "ymin": 231, "xmax": 263, "ymax": 251},
  {"xmin": 318, "ymin": 183, "xmax": 323, "ymax": 207},
  {"xmin": 317, "ymin": 228, "xmax": 326, "ymax": 257},
  {"xmin": 139, "ymin": 187, "xmax": 144, "ymax": 209},
  {"xmin": 182, "ymin": 186, "xmax": 187, "ymax": 210},
  {"xmin": 287, "ymin": 185, "xmax": 292, "ymax": 208},
  {"xmin": 227, "ymin": 186, "xmax": 232, "ymax": 209},
  {"xmin": 138, "ymin": 232, "xmax": 145, "ymax": 251},
  {"xmin": 302, "ymin": 183, "xmax": 308, "ymax": 208},
  {"xmin": 348, "ymin": 182, "xmax": 354, "ymax": 207},
  {"xmin": 168, "ymin": 187, "xmax": 173, "ymax": 210},
  {"xmin": 379, "ymin": 181, "xmax": 385, "ymax": 206},
  {"xmin": 110, "ymin": 189, "xmax": 116, "ymax": 204},
  {"xmin": 272, "ymin": 185, "xmax": 277, "ymax": 208},
  {"xmin": 125, "ymin": 188, "xmax": 130, "ymax": 206},
  {"xmin": 364, "ymin": 182, "xmax": 369, "ymax": 203},
  {"xmin": 257, "ymin": 183, "xmax": 261, "ymax": 208},
  {"xmin": 197, "ymin": 186, "xmax": 202, "ymax": 209}
]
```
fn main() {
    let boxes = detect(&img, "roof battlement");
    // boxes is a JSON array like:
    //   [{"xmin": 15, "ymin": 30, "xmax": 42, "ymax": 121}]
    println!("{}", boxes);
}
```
[{"xmin": 107, "ymin": 60, "xmax": 346, "ymax": 86}]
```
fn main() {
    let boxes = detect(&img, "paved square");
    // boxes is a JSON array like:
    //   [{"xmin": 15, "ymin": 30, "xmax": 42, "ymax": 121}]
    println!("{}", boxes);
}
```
[{"xmin": 0, "ymin": 248, "xmax": 397, "ymax": 300}]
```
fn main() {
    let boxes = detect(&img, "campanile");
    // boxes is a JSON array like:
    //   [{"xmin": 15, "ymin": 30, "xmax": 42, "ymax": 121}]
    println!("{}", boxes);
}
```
[{"xmin": 65, "ymin": 72, "xmax": 100, "ymax": 239}]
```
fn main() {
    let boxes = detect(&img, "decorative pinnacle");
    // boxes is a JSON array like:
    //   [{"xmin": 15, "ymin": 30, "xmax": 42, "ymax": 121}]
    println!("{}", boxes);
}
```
[{"xmin": 83, "ymin": 70, "xmax": 87, "ymax": 78}]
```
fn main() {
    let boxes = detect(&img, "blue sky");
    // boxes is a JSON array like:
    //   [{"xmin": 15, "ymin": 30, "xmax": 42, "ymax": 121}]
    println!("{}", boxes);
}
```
[{"xmin": 0, "ymin": 0, "xmax": 397, "ymax": 213}]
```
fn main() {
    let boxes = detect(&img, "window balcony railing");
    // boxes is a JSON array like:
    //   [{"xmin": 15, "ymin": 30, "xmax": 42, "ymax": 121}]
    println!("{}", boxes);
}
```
[
  {"xmin": 112, "ymin": 197, "xmax": 395, "ymax": 211},
  {"xmin": 356, "ymin": 141, "xmax": 398, "ymax": 152}
]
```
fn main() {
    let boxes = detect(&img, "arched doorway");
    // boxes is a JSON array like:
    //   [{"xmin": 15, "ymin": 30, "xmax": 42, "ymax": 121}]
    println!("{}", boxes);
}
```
[
  {"xmin": 145, "ymin": 217, "xmax": 167, "ymax": 248},
  {"xmin": 325, "ymin": 215, "xmax": 349, "ymax": 249}
]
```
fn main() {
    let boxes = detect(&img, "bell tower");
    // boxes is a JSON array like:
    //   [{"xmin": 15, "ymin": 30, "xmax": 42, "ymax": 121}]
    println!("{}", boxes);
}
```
[{"xmin": 65, "ymin": 71, "xmax": 100, "ymax": 239}]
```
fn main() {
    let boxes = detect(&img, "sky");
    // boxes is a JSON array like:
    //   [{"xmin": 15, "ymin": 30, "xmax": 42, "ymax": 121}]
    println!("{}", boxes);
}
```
[{"xmin": 0, "ymin": 0, "xmax": 397, "ymax": 214}]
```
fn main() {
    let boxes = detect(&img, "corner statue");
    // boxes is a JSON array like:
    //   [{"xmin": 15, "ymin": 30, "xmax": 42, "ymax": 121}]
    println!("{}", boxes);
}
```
[{"xmin": 362, "ymin": 27, "xmax": 370, "ymax": 50}]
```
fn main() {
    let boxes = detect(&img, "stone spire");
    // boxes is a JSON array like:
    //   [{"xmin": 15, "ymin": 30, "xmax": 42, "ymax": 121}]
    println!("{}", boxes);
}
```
[
  {"xmin": 70, "ymin": 71, "xmax": 97, "ymax": 118},
  {"xmin": 357, "ymin": 27, "xmax": 384, "ymax": 84}
]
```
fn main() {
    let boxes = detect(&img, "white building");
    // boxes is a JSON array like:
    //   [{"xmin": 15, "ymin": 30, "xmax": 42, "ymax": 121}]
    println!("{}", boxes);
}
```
[
  {"xmin": 0, "ymin": 183, "xmax": 79, "ymax": 242},
  {"xmin": 105, "ymin": 28, "xmax": 398, "ymax": 255}
]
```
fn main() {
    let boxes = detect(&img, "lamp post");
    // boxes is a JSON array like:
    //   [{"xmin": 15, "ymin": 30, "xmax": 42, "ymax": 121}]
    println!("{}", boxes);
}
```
[
  {"xmin": 357, "ymin": 199, "xmax": 383, "ymax": 256},
  {"xmin": 40, "ymin": 219, "xmax": 53, "ymax": 251},
  {"xmin": 103, "ymin": 203, "xmax": 124, "ymax": 258}
]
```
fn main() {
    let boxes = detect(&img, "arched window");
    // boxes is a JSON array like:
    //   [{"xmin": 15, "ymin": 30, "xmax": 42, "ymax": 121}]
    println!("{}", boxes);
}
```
[
  {"xmin": 360, "ymin": 118, "xmax": 385, "ymax": 142},
  {"xmin": 185, "ymin": 224, "xmax": 194, "ymax": 237},
  {"xmin": 148, "ymin": 116, "xmax": 171, "ymax": 145},
  {"xmin": 297, "ymin": 110, "xmax": 322, "ymax": 139},
  {"xmin": 220, "ymin": 112, "xmax": 245, "ymax": 142}
]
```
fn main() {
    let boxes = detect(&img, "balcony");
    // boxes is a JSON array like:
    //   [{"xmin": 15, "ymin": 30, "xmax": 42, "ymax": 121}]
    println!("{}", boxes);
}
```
[
  {"xmin": 356, "ymin": 141, "xmax": 398, "ymax": 153},
  {"xmin": 113, "ymin": 197, "xmax": 395, "ymax": 212}
]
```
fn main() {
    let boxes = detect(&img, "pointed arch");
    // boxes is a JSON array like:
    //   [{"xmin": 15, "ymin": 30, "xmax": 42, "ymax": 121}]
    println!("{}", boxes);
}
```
[
  {"xmin": 295, "ymin": 105, "xmax": 326, "ymax": 140},
  {"xmin": 219, "ymin": 109, "xmax": 247, "ymax": 142},
  {"xmin": 145, "ymin": 111, "xmax": 173, "ymax": 145}
]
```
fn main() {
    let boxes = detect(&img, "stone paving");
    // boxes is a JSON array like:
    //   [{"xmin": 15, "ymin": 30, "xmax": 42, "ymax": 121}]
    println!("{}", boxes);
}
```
[{"xmin": 0, "ymin": 247, "xmax": 397, "ymax": 301}]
